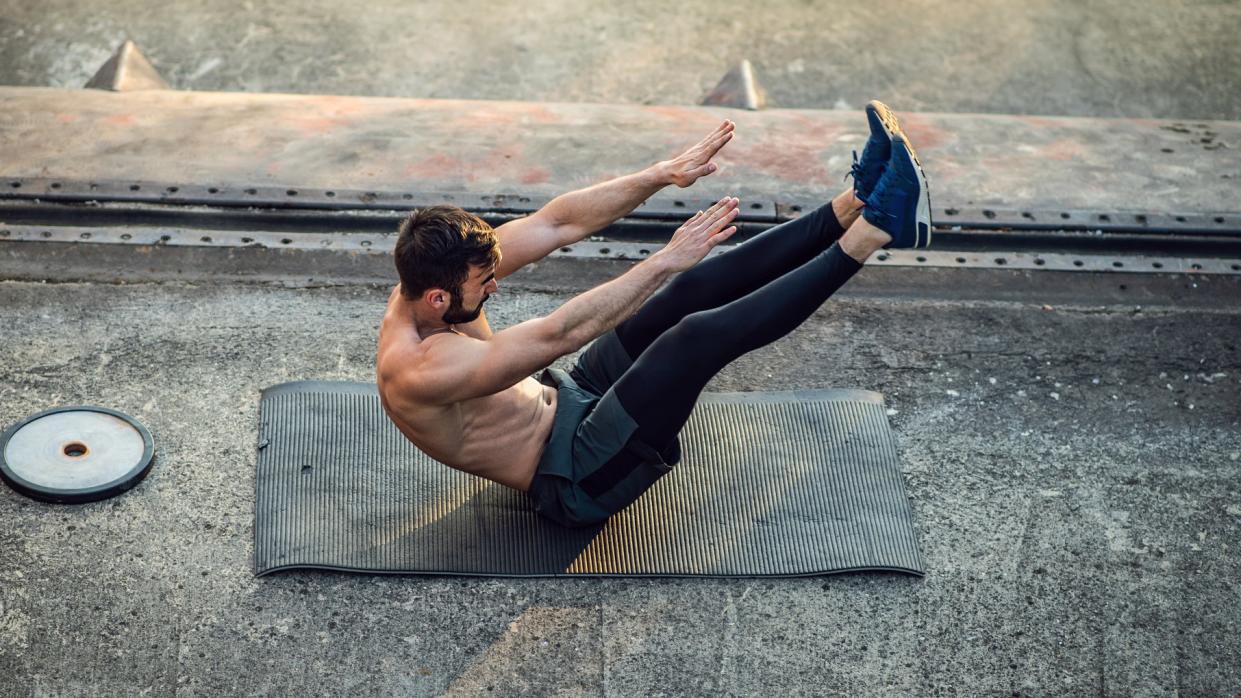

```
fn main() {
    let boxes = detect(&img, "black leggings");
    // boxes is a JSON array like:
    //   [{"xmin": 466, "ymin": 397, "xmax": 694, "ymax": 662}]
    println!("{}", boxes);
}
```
[{"xmin": 610, "ymin": 199, "xmax": 860, "ymax": 451}]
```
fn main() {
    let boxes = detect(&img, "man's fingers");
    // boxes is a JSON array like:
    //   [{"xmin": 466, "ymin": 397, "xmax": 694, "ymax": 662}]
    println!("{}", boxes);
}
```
[
  {"xmin": 710, "ymin": 206, "xmax": 739, "ymax": 231},
  {"xmin": 702, "ymin": 197, "xmax": 729, "ymax": 218},
  {"xmin": 694, "ymin": 198, "xmax": 737, "ymax": 232},
  {"xmin": 709, "ymin": 226, "xmax": 739, "ymax": 247},
  {"xmin": 699, "ymin": 135, "xmax": 731, "ymax": 160},
  {"xmin": 700, "ymin": 131, "xmax": 734, "ymax": 160},
  {"xmin": 694, "ymin": 121, "xmax": 734, "ymax": 151},
  {"xmin": 711, "ymin": 199, "xmax": 737, "ymax": 222},
  {"xmin": 705, "ymin": 129, "xmax": 733, "ymax": 150},
  {"xmin": 712, "ymin": 196, "xmax": 738, "ymax": 216},
  {"xmin": 707, "ymin": 119, "xmax": 733, "ymax": 137},
  {"xmin": 700, "ymin": 197, "xmax": 732, "ymax": 223}
]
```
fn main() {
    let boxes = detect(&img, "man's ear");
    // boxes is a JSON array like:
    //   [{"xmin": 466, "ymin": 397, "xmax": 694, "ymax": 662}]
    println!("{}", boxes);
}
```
[{"xmin": 422, "ymin": 287, "xmax": 448, "ymax": 309}]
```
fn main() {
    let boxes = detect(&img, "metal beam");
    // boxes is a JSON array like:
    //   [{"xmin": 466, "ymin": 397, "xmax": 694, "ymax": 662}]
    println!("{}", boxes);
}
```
[
  {"xmin": 1, "ymin": 177, "xmax": 1238, "ymax": 242},
  {"xmin": 2, "ymin": 224, "xmax": 1238, "ymax": 276}
]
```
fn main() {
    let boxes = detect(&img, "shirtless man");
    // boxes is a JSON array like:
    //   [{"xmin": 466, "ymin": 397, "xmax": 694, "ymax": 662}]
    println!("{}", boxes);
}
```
[{"xmin": 377, "ymin": 101, "xmax": 931, "ymax": 527}]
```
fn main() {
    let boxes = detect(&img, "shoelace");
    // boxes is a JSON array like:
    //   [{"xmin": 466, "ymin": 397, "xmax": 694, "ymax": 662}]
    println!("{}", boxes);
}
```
[
  {"xmin": 844, "ymin": 150, "xmax": 865, "ymax": 186},
  {"xmin": 861, "ymin": 177, "xmax": 900, "ymax": 224}
]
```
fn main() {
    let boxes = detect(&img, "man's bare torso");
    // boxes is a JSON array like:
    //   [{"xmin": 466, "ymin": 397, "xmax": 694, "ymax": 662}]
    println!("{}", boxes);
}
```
[{"xmin": 375, "ymin": 286, "xmax": 558, "ymax": 491}]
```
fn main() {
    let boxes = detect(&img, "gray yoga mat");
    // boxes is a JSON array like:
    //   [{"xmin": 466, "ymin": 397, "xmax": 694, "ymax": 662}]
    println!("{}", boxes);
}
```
[{"xmin": 254, "ymin": 381, "xmax": 924, "ymax": 578}]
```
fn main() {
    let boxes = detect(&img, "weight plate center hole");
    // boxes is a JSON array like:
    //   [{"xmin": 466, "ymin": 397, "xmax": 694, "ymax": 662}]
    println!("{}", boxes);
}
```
[{"xmin": 63, "ymin": 441, "xmax": 89, "ymax": 458}]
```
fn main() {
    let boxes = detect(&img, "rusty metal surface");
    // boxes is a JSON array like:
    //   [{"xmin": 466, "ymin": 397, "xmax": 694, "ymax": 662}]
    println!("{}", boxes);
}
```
[
  {"xmin": 0, "ymin": 178, "xmax": 774, "ymax": 222},
  {"xmin": 4, "ymin": 224, "xmax": 1239, "ymax": 276},
  {"xmin": 5, "ymin": 177, "xmax": 1238, "ymax": 239},
  {"xmin": 1, "ymin": 87, "xmax": 1238, "ymax": 219}
]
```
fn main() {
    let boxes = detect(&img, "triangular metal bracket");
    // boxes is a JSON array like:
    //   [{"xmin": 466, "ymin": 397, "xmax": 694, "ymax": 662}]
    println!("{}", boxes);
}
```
[
  {"xmin": 700, "ymin": 59, "xmax": 769, "ymax": 111},
  {"xmin": 85, "ymin": 40, "xmax": 170, "ymax": 91}
]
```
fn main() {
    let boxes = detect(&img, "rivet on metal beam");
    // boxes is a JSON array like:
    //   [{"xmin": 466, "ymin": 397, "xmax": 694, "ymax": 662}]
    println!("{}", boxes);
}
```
[
  {"xmin": 85, "ymin": 40, "xmax": 170, "ymax": 92},
  {"xmin": 701, "ymin": 59, "xmax": 768, "ymax": 111}
]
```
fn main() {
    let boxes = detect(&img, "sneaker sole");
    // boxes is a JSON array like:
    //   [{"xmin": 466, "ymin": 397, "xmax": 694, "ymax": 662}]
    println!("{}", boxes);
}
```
[
  {"xmin": 914, "ymin": 159, "xmax": 932, "ymax": 248},
  {"xmin": 906, "ymin": 141, "xmax": 932, "ymax": 249},
  {"xmin": 893, "ymin": 134, "xmax": 932, "ymax": 250},
  {"xmin": 869, "ymin": 101, "xmax": 932, "ymax": 247},
  {"xmin": 867, "ymin": 100, "xmax": 904, "ymax": 145}
]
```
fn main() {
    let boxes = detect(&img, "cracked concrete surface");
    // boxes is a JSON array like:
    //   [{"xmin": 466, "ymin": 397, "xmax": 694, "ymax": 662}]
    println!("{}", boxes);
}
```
[
  {"xmin": 0, "ymin": 262, "xmax": 1237, "ymax": 695},
  {"xmin": 3, "ymin": 0, "xmax": 1241, "ymax": 693}
]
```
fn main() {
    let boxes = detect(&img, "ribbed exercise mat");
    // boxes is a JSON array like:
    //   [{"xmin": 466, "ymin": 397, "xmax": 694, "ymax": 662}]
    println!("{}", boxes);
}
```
[{"xmin": 254, "ymin": 381, "xmax": 923, "ymax": 578}]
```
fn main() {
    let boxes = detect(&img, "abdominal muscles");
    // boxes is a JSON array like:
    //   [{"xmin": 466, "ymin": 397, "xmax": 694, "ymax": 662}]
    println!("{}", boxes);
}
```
[{"xmin": 390, "ymin": 376, "xmax": 556, "ymax": 492}]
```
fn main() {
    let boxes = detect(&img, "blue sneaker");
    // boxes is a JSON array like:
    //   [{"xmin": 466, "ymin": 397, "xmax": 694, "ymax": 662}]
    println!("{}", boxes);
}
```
[
  {"xmin": 861, "ymin": 134, "xmax": 932, "ymax": 249},
  {"xmin": 846, "ymin": 100, "xmax": 901, "ymax": 200}
]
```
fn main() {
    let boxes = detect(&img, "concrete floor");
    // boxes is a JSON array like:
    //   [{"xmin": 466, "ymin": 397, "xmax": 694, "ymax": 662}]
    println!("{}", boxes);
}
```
[
  {"xmin": 0, "ymin": 257, "xmax": 1238, "ymax": 695},
  {"xmin": 3, "ymin": 1, "xmax": 1241, "ymax": 695},
  {"xmin": 1, "ymin": 0, "xmax": 1240, "ymax": 119}
]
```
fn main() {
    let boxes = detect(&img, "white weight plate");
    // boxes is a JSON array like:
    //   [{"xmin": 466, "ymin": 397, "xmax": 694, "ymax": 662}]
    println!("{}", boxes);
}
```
[{"xmin": 1, "ymin": 407, "xmax": 153, "ymax": 502}]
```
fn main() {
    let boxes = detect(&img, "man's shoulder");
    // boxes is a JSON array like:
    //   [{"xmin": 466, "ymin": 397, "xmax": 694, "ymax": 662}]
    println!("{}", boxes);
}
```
[
  {"xmin": 379, "ymin": 331, "xmax": 493, "ymax": 403},
  {"xmin": 378, "ymin": 363, "xmax": 451, "ymax": 420}
]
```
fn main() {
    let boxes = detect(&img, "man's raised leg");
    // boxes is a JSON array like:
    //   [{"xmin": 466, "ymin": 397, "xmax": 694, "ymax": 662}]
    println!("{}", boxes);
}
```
[
  {"xmin": 571, "ymin": 131, "xmax": 931, "ymax": 518},
  {"xmin": 611, "ymin": 133, "xmax": 930, "ymax": 454},
  {"xmin": 570, "ymin": 217, "xmax": 891, "ymax": 511},
  {"xmin": 569, "ymin": 188, "xmax": 863, "ymax": 395},
  {"xmin": 611, "ymin": 218, "xmax": 889, "ymax": 448},
  {"xmin": 572, "ymin": 101, "xmax": 909, "ymax": 395},
  {"xmin": 613, "ymin": 187, "xmax": 863, "ymax": 359}
]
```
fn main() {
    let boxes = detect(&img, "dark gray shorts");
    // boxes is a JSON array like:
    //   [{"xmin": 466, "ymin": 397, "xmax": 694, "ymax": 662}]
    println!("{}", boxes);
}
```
[{"xmin": 527, "ymin": 331, "xmax": 680, "ymax": 528}]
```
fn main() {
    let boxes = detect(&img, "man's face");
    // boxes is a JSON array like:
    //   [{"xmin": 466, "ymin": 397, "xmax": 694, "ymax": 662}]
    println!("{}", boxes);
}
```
[{"xmin": 441, "ymin": 263, "xmax": 498, "ymax": 324}]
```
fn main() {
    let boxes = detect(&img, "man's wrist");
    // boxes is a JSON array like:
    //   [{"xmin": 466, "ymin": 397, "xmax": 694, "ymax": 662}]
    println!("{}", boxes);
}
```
[
  {"xmin": 641, "ymin": 249, "xmax": 680, "ymax": 277},
  {"xmin": 647, "ymin": 161, "xmax": 675, "ymax": 187}
]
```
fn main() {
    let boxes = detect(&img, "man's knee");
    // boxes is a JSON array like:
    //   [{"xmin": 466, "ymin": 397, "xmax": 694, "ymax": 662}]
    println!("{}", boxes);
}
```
[
  {"xmin": 666, "ymin": 309, "xmax": 738, "ymax": 356},
  {"xmin": 663, "ymin": 263, "xmax": 712, "ymax": 298}
]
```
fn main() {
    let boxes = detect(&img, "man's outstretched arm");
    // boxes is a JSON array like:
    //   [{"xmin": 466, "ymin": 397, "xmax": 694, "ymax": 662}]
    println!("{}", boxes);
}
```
[
  {"xmin": 409, "ymin": 197, "xmax": 741, "ymax": 405},
  {"xmin": 493, "ymin": 120, "xmax": 734, "ymax": 279}
]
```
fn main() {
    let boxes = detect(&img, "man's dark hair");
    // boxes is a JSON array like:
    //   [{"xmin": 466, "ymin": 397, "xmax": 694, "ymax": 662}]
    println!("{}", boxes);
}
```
[{"xmin": 394, "ymin": 206, "xmax": 500, "ymax": 300}]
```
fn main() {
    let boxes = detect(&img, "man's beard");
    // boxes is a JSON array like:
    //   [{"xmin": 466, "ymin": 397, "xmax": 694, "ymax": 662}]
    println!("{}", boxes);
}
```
[{"xmin": 441, "ymin": 293, "xmax": 488, "ymax": 324}]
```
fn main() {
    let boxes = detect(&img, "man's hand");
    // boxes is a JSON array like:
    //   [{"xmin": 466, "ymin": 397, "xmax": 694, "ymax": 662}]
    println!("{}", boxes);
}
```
[
  {"xmin": 493, "ymin": 120, "xmax": 735, "ymax": 277},
  {"xmin": 659, "ymin": 120, "xmax": 735, "ymax": 189},
  {"xmin": 653, "ymin": 196, "xmax": 740, "ymax": 272}
]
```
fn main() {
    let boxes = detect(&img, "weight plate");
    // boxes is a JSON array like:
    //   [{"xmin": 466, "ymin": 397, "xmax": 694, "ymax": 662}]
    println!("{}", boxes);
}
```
[{"xmin": 0, "ymin": 406, "xmax": 154, "ymax": 503}]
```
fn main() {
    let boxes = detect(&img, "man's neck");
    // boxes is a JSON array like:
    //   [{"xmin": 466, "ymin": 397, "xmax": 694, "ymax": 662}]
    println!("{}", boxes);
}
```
[
  {"xmin": 393, "ymin": 294, "xmax": 452, "ymax": 339},
  {"xmin": 420, "ymin": 324, "xmax": 457, "ymax": 338}
]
